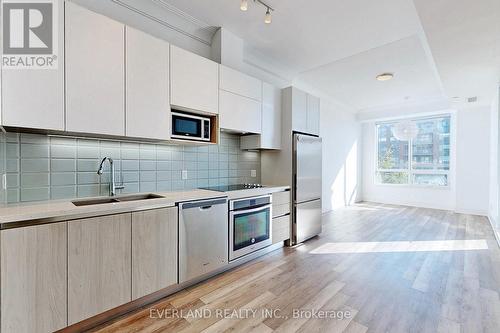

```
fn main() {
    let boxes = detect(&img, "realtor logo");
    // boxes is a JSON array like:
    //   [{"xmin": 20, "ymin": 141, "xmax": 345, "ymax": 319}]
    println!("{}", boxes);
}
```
[{"xmin": 2, "ymin": 0, "xmax": 58, "ymax": 69}]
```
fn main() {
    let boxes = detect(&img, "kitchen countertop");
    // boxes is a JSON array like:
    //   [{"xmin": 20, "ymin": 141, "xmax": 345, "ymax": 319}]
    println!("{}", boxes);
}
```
[
  {"xmin": 223, "ymin": 186, "xmax": 290, "ymax": 200},
  {"xmin": 0, "ymin": 186, "xmax": 290, "ymax": 229},
  {"xmin": 0, "ymin": 189, "xmax": 225, "ymax": 229}
]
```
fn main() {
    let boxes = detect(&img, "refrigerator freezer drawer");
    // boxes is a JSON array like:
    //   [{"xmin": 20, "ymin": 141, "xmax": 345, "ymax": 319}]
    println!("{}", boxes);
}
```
[{"xmin": 294, "ymin": 199, "xmax": 322, "ymax": 244}]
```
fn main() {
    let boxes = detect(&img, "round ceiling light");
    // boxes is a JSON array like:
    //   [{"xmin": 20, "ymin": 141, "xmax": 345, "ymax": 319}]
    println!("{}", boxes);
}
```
[{"xmin": 376, "ymin": 73, "xmax": 394, "ymax": 81}]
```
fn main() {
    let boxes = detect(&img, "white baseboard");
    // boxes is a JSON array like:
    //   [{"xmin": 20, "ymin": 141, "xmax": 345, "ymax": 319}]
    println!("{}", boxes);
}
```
[
  {"xmin": 487, "ymin": 215, "xmax": 500, "ymax": 248},
  {"xmin": 361, "ymin": 197, "xmax": 490, "ymax": 216},
  {"xmin": 454, "ymin": 208, "xmax": 489, "ymax": 216},
  {"xmin": 361, "ymin": 197, "xmax": 455, "ymax": 211}
]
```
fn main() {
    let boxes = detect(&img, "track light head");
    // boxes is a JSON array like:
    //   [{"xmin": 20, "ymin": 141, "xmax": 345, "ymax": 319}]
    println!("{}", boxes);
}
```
[
  {"xmin": 240, "ymin": 0, "xmax": 248, "ymax": 11},
  {"xmin": 264, "ymin": 7, "xmax": 272, "ymax": 24}
]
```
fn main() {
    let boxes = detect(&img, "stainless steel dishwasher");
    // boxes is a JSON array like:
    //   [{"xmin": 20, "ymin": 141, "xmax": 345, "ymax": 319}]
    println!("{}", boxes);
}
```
[{"xmin": 178, "ymin": 197, "xmax": 228, "ymax": 283}]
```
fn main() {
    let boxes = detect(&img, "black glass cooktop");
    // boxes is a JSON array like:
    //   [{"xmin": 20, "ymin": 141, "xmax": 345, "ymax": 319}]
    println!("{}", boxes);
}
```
[{"xmin": 200, "ymin": 184, "xmax": 264, "ymax": 192}]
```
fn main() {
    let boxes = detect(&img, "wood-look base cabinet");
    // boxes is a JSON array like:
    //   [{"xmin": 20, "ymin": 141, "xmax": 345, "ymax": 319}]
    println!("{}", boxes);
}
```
[
  {"xmin": 272, "ymin": 191, "xmax": 291, "ymax": 244},
  {"xmin": 132, "ymin": 207, "xmax": 178, "ymax": 300},
  {"xmin": 1, "ymin": 223, "xmax": 67, "ymax": 333},
  {"xmin": 68, "ymin": 214, "xmax": 132, "ymax": 325},
  {"xmin": 272, "ymin": 215, "xmax": 291, "ymax": 244}
]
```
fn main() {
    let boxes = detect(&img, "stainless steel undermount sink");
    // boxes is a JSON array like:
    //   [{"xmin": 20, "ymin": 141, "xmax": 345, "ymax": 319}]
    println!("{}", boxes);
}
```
[
  {"xmin": 72, "ymin": 194, "xmax": 164, "ymax": 206},
  {"xmin": 114, "ymin": 193, "xmax": 164, "ymax": 202}
]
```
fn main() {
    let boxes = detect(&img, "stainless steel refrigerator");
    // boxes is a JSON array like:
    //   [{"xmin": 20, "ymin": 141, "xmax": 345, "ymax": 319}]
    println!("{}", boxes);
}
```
[{"xmin": 292, "ymin": 133, "xmax": 322, "ymax": 245}]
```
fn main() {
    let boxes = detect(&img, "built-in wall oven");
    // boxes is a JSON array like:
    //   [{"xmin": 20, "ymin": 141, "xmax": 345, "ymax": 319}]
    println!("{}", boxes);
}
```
[{"xmin": 229, "ymin": 195, "xmax": 272, "ymax": 261}]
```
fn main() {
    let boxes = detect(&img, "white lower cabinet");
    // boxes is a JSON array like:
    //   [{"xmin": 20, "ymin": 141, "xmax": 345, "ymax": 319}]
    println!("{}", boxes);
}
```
[
  {"xmin": 68, "ymin": 214, "xmax": 132, "ymax": 325},
  {"xmin": 219, "ymin": 90, "xmax": 262, "ymax": 134},
  {"xmin": 132, "ymin": 207, "xmax": 178, "ymax": 300},
  {"xmin": 1, "ymin": 223, "xmax": 67, "ymax": 333}
]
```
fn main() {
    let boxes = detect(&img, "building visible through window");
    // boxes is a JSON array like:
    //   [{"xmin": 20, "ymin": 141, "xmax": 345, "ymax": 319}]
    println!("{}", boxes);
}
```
[{"xmin": 376, "ymin": 116, "xmax": 451, "ymax": 186}]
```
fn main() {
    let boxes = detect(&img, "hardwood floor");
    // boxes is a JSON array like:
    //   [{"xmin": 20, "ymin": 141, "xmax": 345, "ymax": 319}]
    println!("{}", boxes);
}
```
[{"xmin": 93, "ymin": 203, "xmax": 500, "ymax": 333}]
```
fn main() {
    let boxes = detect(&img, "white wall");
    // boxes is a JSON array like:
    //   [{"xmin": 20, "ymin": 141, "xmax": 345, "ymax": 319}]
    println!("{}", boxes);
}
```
[
  {"xmin": 361, "ymin": 108, "xmax": 492, "ymax": 215},
  {"xmin": 321, "ymin": 99, "xmax": 362, "ymax": 212},
  {"xmin": 489, "ymin": 88, "xmax": 499, "ymax": 225},
  {"xmin": 455, "ymin": 106, "xmax": 491, "ymax": 215}
]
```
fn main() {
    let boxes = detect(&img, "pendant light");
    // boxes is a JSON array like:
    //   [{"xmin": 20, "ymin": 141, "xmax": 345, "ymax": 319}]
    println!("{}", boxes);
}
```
[{"xmin": 392, "ymin": 120, "xmax": 419, "ymax": 141}]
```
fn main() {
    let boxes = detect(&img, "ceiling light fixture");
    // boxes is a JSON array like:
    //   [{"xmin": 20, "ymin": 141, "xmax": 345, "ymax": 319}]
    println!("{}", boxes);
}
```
[
  {"xmin": 376, "ymin": 73, "xmax": 394, "ymax": 81},
  {"xmin": 240, "ymin": 0, "xmax": 275, "ymax": 24},
  {"xmin": 240, "ymin": 0, "xmax": 248, "ymax": 11},
  {"xmin": 264, "ymin": 7, "xmax": 272, "ymax": 23},
  {"xmin": 392, "ymin": 121, "xmax": 419, "ymax": 141}
]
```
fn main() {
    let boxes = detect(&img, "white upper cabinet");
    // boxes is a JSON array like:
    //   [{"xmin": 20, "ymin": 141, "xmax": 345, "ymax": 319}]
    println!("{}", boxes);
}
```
[
  {"xmin": 219, "ymin": 66, "xmax": 263, "ymax": 134},
  {"xmin": 291, "ymin": 88, "xmax": 308, "ymax": 134},
  {"xmin": 1, "ymin": 0, "xmax": 64, "ymax": 131},
  {"xmin": 65, "ymin": 2, "xmax": 125, "ymax": 136},
  {"xmin": 220, "ymin": 65, "xmax": 262, "ymax": 101},
  {"xmin": 306, "ymin": 94, "xmax": 320, "ymax": 136},
  {"xmin": 261, "ymin": 83, "xmax": 282, "ymax": 149},
  {"xmin": 241, "ymin": 82, "xmax": 281, "ymax": 150},
  {"xmin": 288, "ymin": 87, "xmax": 320, "ymax": 136},
  {"xmin": 219, "ymin": 90, "xmax": 261, "ymax": 134},
  {"xmin": 170, "ymin": 45, "xmax": 219, "ymax": 114},
  {"xmin": 126, "ymin": 27, "xmax": 170, "ymax": 140}
]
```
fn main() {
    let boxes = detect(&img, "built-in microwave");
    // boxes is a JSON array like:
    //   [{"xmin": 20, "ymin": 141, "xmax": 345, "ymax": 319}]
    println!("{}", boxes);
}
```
[{"xmin": 171, "ymin": 111, "xmax": 211, "ymax": 142}]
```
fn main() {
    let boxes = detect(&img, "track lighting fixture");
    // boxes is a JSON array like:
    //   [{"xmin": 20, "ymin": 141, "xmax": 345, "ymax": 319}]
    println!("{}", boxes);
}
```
[
  {"xmin": 264, "ymin": 7, "xmax": 272, "ymax": 24},
  {"xmin": 239, "ymin": 0, "xmax": 275, "ymax": 24},
  {"xmin": 240, "ymin": 0, "xmax": 248, "ymax": 11}
]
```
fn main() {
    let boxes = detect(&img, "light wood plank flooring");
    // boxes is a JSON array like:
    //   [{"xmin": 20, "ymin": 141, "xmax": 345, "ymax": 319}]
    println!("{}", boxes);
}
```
[{"xmin": 94, "ymin": 203, "xmax": 500, "ymax": 333}]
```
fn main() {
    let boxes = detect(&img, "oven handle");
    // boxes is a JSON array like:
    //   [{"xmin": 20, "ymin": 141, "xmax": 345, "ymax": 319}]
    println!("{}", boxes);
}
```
[{"xmin": 231, "ymin": 204, "xmax": 272, "ymax": 215}]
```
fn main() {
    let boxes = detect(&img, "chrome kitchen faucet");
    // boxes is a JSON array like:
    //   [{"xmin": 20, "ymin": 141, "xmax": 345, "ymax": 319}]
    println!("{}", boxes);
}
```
[{"xmin": 97, "ymin": 157, "xmax": 124, "ymax": 196}]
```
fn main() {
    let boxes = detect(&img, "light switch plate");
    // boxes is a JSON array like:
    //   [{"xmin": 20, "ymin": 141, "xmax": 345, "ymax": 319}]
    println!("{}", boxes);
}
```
[
  {"xmin": 1, "ymin": 174, "xmax": 6, "ymax": 190},
  {"xmin": 251, "ymin": 170, "xmax": 257, "ymax": 178},
  {"xmin": 182, "ymin": 170, "xmax": 188, "ymax": 180}
]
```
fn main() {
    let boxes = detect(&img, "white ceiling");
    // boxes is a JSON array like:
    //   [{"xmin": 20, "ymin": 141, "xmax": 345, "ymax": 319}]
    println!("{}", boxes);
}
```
[
  {"xmin": 413, "ymin": 0, "xmax": 500, "ymax": 106},
  {"xmin": 296, "ymin": 35, "xmax": 444, "ymax": 110},
  {"xmin": 159, "ymin": 0, "xmax": 499, "ymax": 112}
]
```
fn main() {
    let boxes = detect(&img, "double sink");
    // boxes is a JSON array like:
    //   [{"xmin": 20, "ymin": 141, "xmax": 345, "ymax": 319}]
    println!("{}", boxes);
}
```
[{"xmin": 72, "ymin": 193, "xmax": 164, "ymax": 207}]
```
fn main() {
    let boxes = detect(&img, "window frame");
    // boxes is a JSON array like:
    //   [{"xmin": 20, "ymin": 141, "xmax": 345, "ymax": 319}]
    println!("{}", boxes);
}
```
[{"xmin": 375, "ymin": 115, "xmax": 451, "ymax": 188}]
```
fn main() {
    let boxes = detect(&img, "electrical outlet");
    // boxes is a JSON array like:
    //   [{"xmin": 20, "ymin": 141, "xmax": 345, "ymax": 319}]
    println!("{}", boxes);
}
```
[
  {"xmin": 182, "ymin": 170, "xmax": 188, "ymax": 180},
  {"xmin": 1, "ymin": 174, "xmax": 6, "ymax": 190},
  {"xmin": 251, "ymin": 170, "xmax": 257, "ymax": 178}
]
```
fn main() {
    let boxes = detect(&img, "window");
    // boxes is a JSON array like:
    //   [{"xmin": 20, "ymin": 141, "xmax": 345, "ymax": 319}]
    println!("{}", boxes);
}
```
[{"xmin": 376, "ymin": 116, "xmax": 451, "ymax": 186}]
